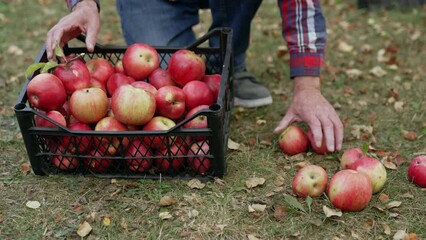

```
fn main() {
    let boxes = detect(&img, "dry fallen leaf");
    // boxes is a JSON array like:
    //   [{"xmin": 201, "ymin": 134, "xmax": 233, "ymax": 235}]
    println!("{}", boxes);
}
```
[
  {"xmin": 338, "ymin": 41, "xmax": 354, "ymax": 52},
  {"xmin": 245, "ymin": 177, "xmax": 265, "ymax": 189},
  {"xmin": 77, "ymin": 221, "xmax": 92, "ymax": 237},
  {"xmin": 393, "ymin": 230, "xmax": 407, "ymax": 240},
  {"xmin": 379, "ymin": 193, "xmax": 389, "ymax": 202},
  {"xmin": 323, "ymin": 206, "xmax": 343, "ymax": 218},
  {"xmin": 159, "ymin": 212, "xmax": 173, "ymax": 220},
  {"xmin": 383, "ymin": 223, "xmax": 392, "ymax": 235},
  {"xmin": 0, "ymin": 214, "xmax": 5, "ymax": 223},
  {"xmin": 385, "ymin": 201, "xmax": 402, "ymax": 209},
  {"xmin": 26, "ymin": 201, "xmax": 41, "ymax": 209},
  {"xmin": 370, "ymin": 66, "xmax": 387, "ymax": 77},
  {"xmin": 227, "ymin": 138, "xmax": 241, "ymax": 150},
  {"xmin": 247, "ymin": 234, "xmax": 260, "ymax": 240},
  {"xmin": 273, "ymin": 205, "xmax": 287, "ymax": 220},
  {"xmin": 256, "ymin": 119, "xmax": 266, "ymax": 125},
  {"xmin": 250, "ymin": 204, "xmax": 266, "ymax": 212},
  {"xmin": 120, "ymin": 217, "xmax": 127, "ymax": 229},
  {"xmin": 345, "ymin": 69, "xmax": 363, "ymax": 79},
  {"xmin": 402, "ymin": 130, "xmax": 417, "ymax": 141},
  {"xmin": 381, "ymin": 157, "xmax": 397, "ymax": 170},
  {"xmin": 187, "ymin": 179, "xmax": 205, "ymax": 189},
  {"xmin": 394, "ymin": 101, "xmax": 404, "ymax": 112},
  {"xmin": 158, "ymin": 196, "xmax": 176, "ymax": 207},
  {"xmin": 274, "ymin": 176, "xmax": 285, "ymax": 187},
  {"xmin": 21, "ymin": 163, "xmax": 31, "ymax": 175}
]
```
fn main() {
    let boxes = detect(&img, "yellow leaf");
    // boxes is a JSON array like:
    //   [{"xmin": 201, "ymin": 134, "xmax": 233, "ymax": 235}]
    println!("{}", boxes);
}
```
[
  {"xmin": 77, "ymin": 221, "xmax": 92, "ymax": 237},
  {"xmin": 102, "ymin": 217, "xmax": 111, "ymax": 226},
  {"xmin": 227, "ymin": 138, "xmax": 241, "ymax": 150},
  {"xmin": 323, "ymin": 206, "xmax": 342, "ymax": 218}
]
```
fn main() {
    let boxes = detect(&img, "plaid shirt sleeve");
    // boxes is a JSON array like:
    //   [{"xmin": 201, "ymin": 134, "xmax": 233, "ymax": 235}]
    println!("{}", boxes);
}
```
[
  {"xmin": 65, "ymin": 0, "xmax": 100, "ymax": 11},
  {"xmin": 278, "ymin": 0, "xmax": 327, "ymax": 78}
]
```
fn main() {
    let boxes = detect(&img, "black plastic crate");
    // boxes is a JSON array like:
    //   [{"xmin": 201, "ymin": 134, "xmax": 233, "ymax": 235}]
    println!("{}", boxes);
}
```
[{"xmin": 14, "ymin": 28, "xmax": 233, "ymax": 180}]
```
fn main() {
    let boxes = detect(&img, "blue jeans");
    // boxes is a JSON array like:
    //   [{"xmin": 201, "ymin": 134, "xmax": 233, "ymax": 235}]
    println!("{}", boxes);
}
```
[{"xmin": 115, "ymin": 0, "xmax": 262, "ymax": 73}]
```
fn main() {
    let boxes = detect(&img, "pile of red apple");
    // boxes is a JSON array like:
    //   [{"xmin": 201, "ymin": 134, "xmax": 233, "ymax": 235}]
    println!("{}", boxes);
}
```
[{"xmin": 26, "ymin": 43, "xmax": 223, "ymax": 175}]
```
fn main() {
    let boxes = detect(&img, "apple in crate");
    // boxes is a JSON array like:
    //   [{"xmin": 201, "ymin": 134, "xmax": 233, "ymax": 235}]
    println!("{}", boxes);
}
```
[
  {"xmin": 142, "ymin": 116, "xmax": 176, "ymax": 150},
  {"xmin": 183, "ymin": 105, "xmax": 209, "ymax": 129},
  {"xmin": 340, "ymin": 147, "xmax": 364, "ymax": 169},
  {"xmin": 53, "ymin": 56, "xmax": 91, "ymax": 95},
  {"xmin": 348, "ymin": 155, "xmax": 387, "ymax": 194},
  {"xmin": 168, "ymin": 49, "xmax": 206, "ymax": 87},
  {"xmin": 52, "ymin": 145, "xmax": 79, "ymax": 171},
  {"xmin": 182, "ymin": 80, "xmax": 213, "ymax": 111},
  {"xmin": 148, "ymin": 68, "xmax": 175, "ymax": 89},
  {"xmin": 69, "ymin": 87, "xmax": 109, "ymax": 124},
  {"xmin": 94, "ymin": 116, "xmax": 129, "ymax": 155},
  {"xmin": 106, "ymin": 72, "xmax": 135, "ymax": 96},
  {"xmin": 86, "ymin": 57, "xmax": 115, "ymax": 85},
  {"xmin": 125, "ymin": 139, "xmax": 153, "ymax": 173},
  {"xmin": 122, "ymin": 43, "xmax": 159, "ymax": 81},
  {"xmin": 155, "ymin": 144, "xmax": 187, "ymax": 173},
  {"xmin": 408, "ymin": 155, "xmax": 426, "ymax": 188},
  {"xmin": 26, "ymin": 73, "xmax": 67, "ymax": 111},
  {"xmin": 202, "ymin": 74, "xmax": 221, "ymax": 102},
  {"xmin": 61, "ymin": 122, "xmax": 92, "ymax": 154},
  {"xmin": 307, "ymin": 129, "xmax": 331, "ymax": 154},
  {"xmin": 131, "ymin": 81, "xmax": 157, "ymax": 96},
  {"xmin": 155, "ymin": 86, "xmax": 186, "ymax": 120},
  {"xmin": 35, "ymin": 110, "xmax": 67, "ymax": 128},
  {"xmin": 327, "ymin": 169, "xmax": 373, "ymax": 212},
  {"xmin": 111, "ymin": 84, "xmax": 156, "ymax": 126},
  {"xmin": 84, "ymin": 148, "xmax": 114, "ymax": 172},
  {"xmin": 278, "ymin": 125, "xmax": 309, "ymax": 156},
  {"xmin": 292, "ymin": 165, "xmax": 328, "ymax": 198},
  {"xmin": 89, "ymin": 77, "xmax": 107, "ymax": 94},
  {"xmin": 188, "ymin": 140, "xmax": 211, "ymax": 174}
]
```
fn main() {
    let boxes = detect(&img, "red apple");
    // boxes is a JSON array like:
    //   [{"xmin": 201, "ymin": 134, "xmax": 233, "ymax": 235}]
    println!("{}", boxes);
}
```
[
  {"xmin": 52, "ymin": 145, "xmax": 79, "ymax": 171},
  {"xmin": 131, "ymin": 81, "xmax": 157, "ymax": 96},
  {"xmin": 125, "ymin": 139, "xmax": 153, "ymax": 173},
  {"xmin": 292, "ymin": 165, "xmax": 328, "ymax": 198},
  {"xmin": 61, "ymin": 122, "xmax": 92, "ymax": 154},
  {"xmin": 111, "ymin": 84, "xmax": 156, "ymax": 126},
  {"xmin": 53, "ymin": 57, "xmax": 91, "ymax": 95},
  {"xmin": 94, "ymin": 116, "xmax": 129, "ymax": 155},
  {"xmin": 340, "ymin": 148, "xmax": 364, "ymax": 169},
  {"xmin": 408, "ymin": 155, "xmax": 426, "ymax": 188},
  {"xmin": 84, "ymin": 148, "xmax": 114, "ymax": 172},
  {"xmin": 90, "ymin": 77, "xmax": 107, "ymax": 94},
  {"xmin": 69, "ymin": 87, "xmax": 109, "ymax": 124},
  {"xmin": 307, "ymin": 129, "xmax": 331, "ymax": 154},
  {"xmin": 142, "ymin": 116, "xmax": 176, "ymax": 150},
  {"xmin": 148, "ymin": 68, "xmax": 175, "ymax": 89},
  {"xmin": 106, "ymin": 73, "xmax": 135, "ymax": 96},
  {"xmin": 349, "ymin": 156, "xmax": 387, "ymax": 194},
  {"xmin": 35, "ymin": 110, "xmax": 67, "ymax": 128},
  {"xmin": 155, "ymin": 86, "xmax": 186, "ymax": 120},
  {"xmin": 155, "ymin": 144, "xmax": 187, "ymax": 173},
  {"xmin": 328, "ymin": 169, "xmax": 373, "ymax": 212},
  {"xmin": 202, "ymin": 74, "xmax": 221, "ymax": 102},
  {"xmin": 188, "ymin": 140, "xmax": 211, "ymax": 174},
  {"xmin": 122, "ymin": 43, "xmax": 160, "ymax": 81},
  {"xmin": 168, "ymin": 49, "xmax": 206, "ymax": 87},
  {"xmin": 183, "ymin": 105, "xmax": 209, "ymax": 141},
  {"xmin": 114, "ymin": 60, "xmax": 125, "ymax": 74},
  {"xmin": 278, "ymin": 125, "xmax": 309, "ymax": 156},
  {"xmin": 86, "ymin": 58, "xmax": 115, "ymax": 85},
  {"xmin": 182, "ymin": 80, "xmax": 213, "ymax": 111},
  {"xmin": 26, "ymin": 73, "xmax": 67, "ymax": 111}
]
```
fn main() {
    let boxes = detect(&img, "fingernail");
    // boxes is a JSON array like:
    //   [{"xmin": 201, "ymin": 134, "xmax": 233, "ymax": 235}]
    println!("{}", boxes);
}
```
[
  {"xmin": 316, "ymin": 141, "xmax": 322, "ymax": 148},
  {"xmin": 87, "ymin": 43, "xmax": 94, "ymax": 51},
  {"xmin": 328, "ymin": 144, "xmax": 334, "ymax": 152}
]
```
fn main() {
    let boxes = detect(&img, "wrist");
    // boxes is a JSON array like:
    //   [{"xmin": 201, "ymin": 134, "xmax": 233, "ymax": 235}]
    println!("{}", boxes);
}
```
[
  {"xmin": 68, "ymin": 0, "xmax": 100, "ymax": 12},
  {"xmin": 294, "ymin": 76, "xmax": 321, "ymax": 92}
]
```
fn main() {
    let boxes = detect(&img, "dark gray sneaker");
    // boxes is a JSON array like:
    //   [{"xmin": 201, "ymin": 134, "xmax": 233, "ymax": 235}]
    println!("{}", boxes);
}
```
[{"xmin": 233, "ymin": 71, "xmax": 273, "ymax": 108}]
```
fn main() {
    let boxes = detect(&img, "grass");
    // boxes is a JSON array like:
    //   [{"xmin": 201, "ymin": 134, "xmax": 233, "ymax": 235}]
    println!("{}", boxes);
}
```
[{"xmin": 1, "ymin": 0, "xmax": 426, "ymax": 239}]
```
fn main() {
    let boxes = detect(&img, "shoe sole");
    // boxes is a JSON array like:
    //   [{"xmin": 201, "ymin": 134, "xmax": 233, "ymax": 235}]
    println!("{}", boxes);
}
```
[{"xmin": 234, "ymin": 96, "xmax": 273, "ymax": 108}]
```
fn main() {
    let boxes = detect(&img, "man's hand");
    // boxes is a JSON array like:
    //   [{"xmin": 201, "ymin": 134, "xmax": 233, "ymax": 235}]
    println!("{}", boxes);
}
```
[
  {"xmin": 46, "ymin": 0, "xmax": 100, "ymax": 60},
  {"xmin": 273, "ymin": 76, "xmax": 343, "ymax": 152}
]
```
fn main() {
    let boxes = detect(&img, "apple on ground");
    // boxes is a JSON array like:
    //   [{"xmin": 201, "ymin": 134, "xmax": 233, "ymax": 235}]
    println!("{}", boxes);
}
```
[
  {"xmin": 278, "ymin": 125, "xmax": 309, "ymax": 156},
  {"xmin": 94, "ymin": 116, "xmax": 129, "ymax": 155},
  {"xmin": 182, "ymin": 80, "xmax": 213, "ymax": 111},
  {"xmin": 327, "ymin": 169, "xmax": 373, "ymax": 212},
  {"xmin": 125, "ymin": 139, "xmax": 153, "ymax": 173},
  {"xmin": 52, "ymin": 145, "xmax": 79, "ymax": 171},
  {"xmin": 53, "ymin": 56, "xmax": 91, "ymax": 95},
  {"xmin": 292, "ymin": 165, "xmax": 328, "ymax": 198},
  {"xmin": 111, "ymin": 84, "xmax": 156, "ymax": 126},
  {"xmin": 114, "ymin": 60, "xmax": 125, "ymax": 74},
  {"xmin": 148, "ymin": 68, "xmax": 175, "ymax": 89},
  {"xmin": 122, "ymin": 43, "xmax": 160, "ymax": 81},
  {"xmin": 84, "ymin": 148, "xmax": 114, "ymax": 172},
  {"xmin": 35, "ymin": 110, "xmax": 67, "ymax": 128},
  {"xmin": 90, "ymin": 77, "xmax": 107, "ymax": 94},
  {"xmin": 131, "ymin": 81, "xmax": 157, "ymax": 96},
  {"xmin": 155, "ymin": 144, "xmax": 188, "ymax": 173},
  {"xmin": 142, "ymin": 116, "xmax": 176, "ymax": 150},
  {"xmin": 26, "ymin": 73, "xmax": 67, "ymax": 111},
  {"xmin": 307, "ymin": 129, "xmax": 331, "ymax": 155},
  {"xmin": 340, "ymin": 147, "xmax": 364, "ymax": 169},
  {"xmin": 348, "ymin": 155, "xmax": 387, "ymax": 194},
  {"xmin": 202, "ymin": 74, "xmax": 221, "ymax": 102},
  {"xmin": 106, "ymin": 72, "xmax": 135, "ymax": 96},
  {"xmin": 168, "ymin": 49, "xmax": 206, "ymax": 87},
  {"xmin": 155, "ymin": 85, "xmax": 186, "ymax": 120},
  {"xmin": 408, "ymin": 155, "xmax": 426, "ymax": 188},
  {"xmin": 69, "ymin": 87, "xmax": 109, "ymax": 124},
  {"xmin": 61, "ymin": 122, "xmax": 92, "ymax": 154},
  {"xmin": 86, "ymin": 57, "xmax": 115, "ymax": 85},
  {"xmin": 188, "ymin": 140, "xmax": 211, "ymax": 174}
]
